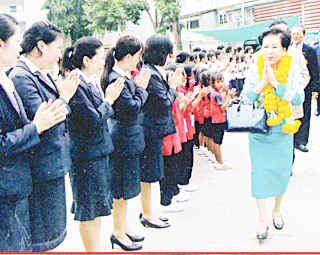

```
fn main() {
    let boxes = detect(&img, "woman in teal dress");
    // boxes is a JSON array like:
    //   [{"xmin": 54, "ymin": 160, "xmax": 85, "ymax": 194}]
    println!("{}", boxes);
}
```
[{"xmin": 241, "ymin": 27, "xmax": 304, "ymax": 240}]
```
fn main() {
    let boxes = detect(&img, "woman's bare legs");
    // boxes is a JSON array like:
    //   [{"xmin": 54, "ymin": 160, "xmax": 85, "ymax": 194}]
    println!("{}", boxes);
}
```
[
  {"xmin": 79, "ymin": 217, "xmax": 102, "ymax": 252},
  {"xmin": 140, "ymin": 182, "xmax": 162, "ymax": 224}
]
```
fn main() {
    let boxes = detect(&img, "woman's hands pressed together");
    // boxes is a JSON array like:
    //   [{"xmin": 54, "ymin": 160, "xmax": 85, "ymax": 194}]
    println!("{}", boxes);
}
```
[
  {"xmin": 33, "ymin": 98, "xmax": 69, "ymax": 134},
  {"xmin": 134, "ymin": 68, "xmax": 151, "ymax": 90},
  {"xmin": 58, "ymin": 69, "xmax": 80, "ymax": 103},
  {"xmin": 104, "ymin": 77, "xmax": 125, "ymax": 105}
]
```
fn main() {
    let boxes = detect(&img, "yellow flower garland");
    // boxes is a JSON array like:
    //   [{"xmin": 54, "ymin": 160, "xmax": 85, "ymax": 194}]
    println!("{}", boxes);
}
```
[{"xmin": 257, "ymin": 54, "xmax": 301, "ymax": 134}]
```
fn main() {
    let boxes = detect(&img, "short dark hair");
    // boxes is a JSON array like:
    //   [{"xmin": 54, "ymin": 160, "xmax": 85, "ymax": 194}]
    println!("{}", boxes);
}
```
[
  {"xmin": 225, "ymin": 46, "xmax": 233, "ymax": 53},
  {"xmin": 21, "ymin": 20, "xmax": 62, "ymax": 54},
  {"xmin": 0, "ymin": 14, "xmax": 18, "ymax": 42},
  {"xmin": 143, "ymin": 34, "xmax": 173, "ymax": 66},
  {"xmin": 209, "ymin": 71, "xmax": 224, "ymax": 86},
  {"xmin": 258, "ymin": 27, "xmax": 291, "ymax": 50},
  {"xmin": 207, "ymin": 52, "xmax": 216, "ymax": 60},
  {"xmin": 199, "ymin": 52, "xmax": 206, "ymax": 61},
  {"xmin": 217, "ymin": 45, "xmax": 225, "ymax": 50},
  {"xmin": 292, "ymin": 24, "xmax": 306, "ymax": 34},
  {"xmin": 269, "ymin": 20, "xmax": 287, "ymax": 29},
  {"xmin": 193, "ymin": 47, "xmax": 201, "ymax": 52},
  {"xmin": 62, "ymin": 36, "xmax": 102, "ymax": 71},
  {"xmin": 176, "ymin": 51, "xmax": 189, "ymax": 63}
]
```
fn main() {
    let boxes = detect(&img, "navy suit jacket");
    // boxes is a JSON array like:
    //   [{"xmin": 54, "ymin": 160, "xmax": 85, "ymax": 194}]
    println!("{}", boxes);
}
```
[
  {"xmin": 107, "ymin": 71, "xmax": 148, "ymax": 155},
  {"xmin": 302, "ymin": 43, "xmax": 319, "ymax": 92},
  {"xmin": 9, "ymin": 60, "xmax": 71, "ymax": 182},
  {"xmin": 0, "ymin": 85, "xmax": 40, "ymax": 203},
  {"xmin": 67, "ymin": 76, "xmax": 114, "ymax": 161},
  {"xmin": 142, "ymin": 64, "xmax": 177, "ymax": 138}
]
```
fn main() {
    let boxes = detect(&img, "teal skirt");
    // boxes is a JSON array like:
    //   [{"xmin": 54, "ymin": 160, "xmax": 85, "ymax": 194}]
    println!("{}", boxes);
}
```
[{"xmin": 249, "ymin": 125, "xmax": 293, "ymax": 199}]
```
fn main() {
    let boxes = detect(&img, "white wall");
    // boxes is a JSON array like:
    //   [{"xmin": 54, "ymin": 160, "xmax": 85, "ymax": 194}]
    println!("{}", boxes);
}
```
[{"xmin": 124, "ymin": 12, "xmax": 154, "ymax": 42}]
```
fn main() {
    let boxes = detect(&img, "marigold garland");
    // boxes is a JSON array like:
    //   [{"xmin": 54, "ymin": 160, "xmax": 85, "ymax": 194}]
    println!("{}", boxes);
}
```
[{"xmin": 257, "ymin": 54, "xmax": 301, "ymax": 134}]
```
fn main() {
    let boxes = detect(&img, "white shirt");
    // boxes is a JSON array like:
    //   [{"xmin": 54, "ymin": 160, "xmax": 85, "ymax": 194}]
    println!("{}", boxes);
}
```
[
  {"xmin": 78, "ymin": 70, "xmax": 103, "ymax": 96},
  {"xmin": 0, "ymin": 70, "xmax": 20, "ymax": 114},
  {"xmin": 154, "ymin": 65, "xmax": 166, "ymax": 80},
  {"xmin": 112, "ymin": 64, "xmax": 131, "ymax": 79},
  {"xmin": 19, "ymin": 55, "xmax": 56, "ymax": 91},
  {"xmin": 292, "ymin": 42, "xmax": 304, "ymax": 51}
]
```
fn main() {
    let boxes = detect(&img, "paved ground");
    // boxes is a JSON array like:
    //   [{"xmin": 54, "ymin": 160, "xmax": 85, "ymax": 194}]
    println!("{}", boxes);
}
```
[{"xmin": 56, "ymin": 101, "xmax": 320, "ymax": 253}]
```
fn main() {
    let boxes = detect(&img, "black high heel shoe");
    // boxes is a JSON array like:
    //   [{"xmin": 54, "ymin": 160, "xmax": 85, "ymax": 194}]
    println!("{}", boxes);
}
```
[
  {"xmin": 126, "ymin": 233, "xmax": 145, "ymax": 242},
  {"xmin": 273, "ymin": 215, "xmax": 284, "ymax": 230},
  {"xmin": 256, "ymin": 226, "xmax": 269, "ymax": 240},
  {"xmin": 110, "ymin": 234, "xmax": 142, "ymax": 251},
  {"xmin": 139, "ymin": 213, "xmax": 168, "ymax": 222},
  {"xmin": 140, "ymin": 216, "xmax": 170, "ymax": 229}
]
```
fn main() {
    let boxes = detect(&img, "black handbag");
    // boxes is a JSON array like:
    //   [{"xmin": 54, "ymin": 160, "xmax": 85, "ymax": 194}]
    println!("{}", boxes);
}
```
[{"xmin": 226, "ymin": 103, "xmax": 268, "ymax": 133}]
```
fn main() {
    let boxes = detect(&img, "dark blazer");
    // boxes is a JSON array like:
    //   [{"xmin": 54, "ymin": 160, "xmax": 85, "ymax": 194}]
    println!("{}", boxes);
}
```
[
  {"xmin": 67, "ymin": 76, "xmax": 114, "ymax": 161},
  {"xmin": 302, "ymin": 43, "xmax": 319, "ymax": 92},
  {"xmin": 0, "ymin": 85, "xmax": 40, "ymax": 203},
  {"xmin": 142, "ymin": 64, "xmax": 177, "ymax": 138},
  {"xmin": 9, "ymin": 60, "xmax": 71, "ymax": 182},
  {"xmin": 107, "ymin": 70, "xmax": 148, "ymax": 155}
]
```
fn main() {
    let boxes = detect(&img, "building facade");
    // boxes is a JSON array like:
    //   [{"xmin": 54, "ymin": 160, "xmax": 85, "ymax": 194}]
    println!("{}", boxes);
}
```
[
  {"xmin": 0, "ymin": 0, "xmax": 46, "ymax": 33},
  {"xmin": 180, "ymin": 0, "xmax": 320, "ymax": 51}
]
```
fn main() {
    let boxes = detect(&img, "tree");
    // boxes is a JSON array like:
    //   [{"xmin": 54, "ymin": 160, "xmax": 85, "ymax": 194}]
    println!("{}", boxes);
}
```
[
  {"xmin": 42, "ymin": 0, "xmax": 91, "ymax": 43},
  {"xmin": 122, "ymin": 0, "xmax": 182, "ymax": 50}
]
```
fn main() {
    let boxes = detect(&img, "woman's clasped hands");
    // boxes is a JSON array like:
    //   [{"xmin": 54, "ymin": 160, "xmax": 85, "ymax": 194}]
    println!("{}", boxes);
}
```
[
  {"xmin": 262, "ymin": 61, "xmax": 278, "ymax": 89},
  {"xmin": 33, "ymin": 98, "xmax": 69, "ymax": 134},
  {"xmin": 134, "ymin": 68, "xmax": 151, "ymax": 90},
  {"xmin": 104, "ymin": 77, "xmax": 125, "ymax": 105}
]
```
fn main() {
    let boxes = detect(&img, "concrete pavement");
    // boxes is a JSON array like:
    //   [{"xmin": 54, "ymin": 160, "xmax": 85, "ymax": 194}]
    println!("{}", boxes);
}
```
[{"xmin": 56, "ymin": 102, "xmax": 320, "ymax": 253}]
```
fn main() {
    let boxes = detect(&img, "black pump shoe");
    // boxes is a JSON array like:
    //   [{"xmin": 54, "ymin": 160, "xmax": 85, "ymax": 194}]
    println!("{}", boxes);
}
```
[
  {"xmin": 126, "ymin": 233, "xmax": 145, "ymax": 242},
  {"xmin": 139, "ymin": 213, "xmax": 169, "ymax": 222},
  {"xmin": 140, "ymin": 216, "xmax": 170, "ymax": 229},
  {"xmin": 110, "ymin": 234, "xmax": 142, "ymax": 251},
  {"xmin": 273, "ymin": 215, "xmax": 284, "ymax": 230},
  {"xmin": 256, "ymin": 226, "xmax": 269, "ymax": 240}
]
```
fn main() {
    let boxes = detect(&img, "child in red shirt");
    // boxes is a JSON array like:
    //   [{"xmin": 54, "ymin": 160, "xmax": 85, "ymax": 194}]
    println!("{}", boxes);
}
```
[{"xmin": 207, "ymin": 71, "xmax": 236, "ymax": 170}]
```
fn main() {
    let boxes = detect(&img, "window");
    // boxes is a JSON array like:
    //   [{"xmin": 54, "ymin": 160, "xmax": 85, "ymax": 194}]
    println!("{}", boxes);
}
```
[
  {"xmin": 10, "ymin": 6, "xmax": 17, "ymax": 12},
  {"xmin": 189, "ymin": 20, "xmax": 199, "ymax": 29},
  {"xmin": 219, "ymin": 14, "xmax": 227, "ymax": 25}
]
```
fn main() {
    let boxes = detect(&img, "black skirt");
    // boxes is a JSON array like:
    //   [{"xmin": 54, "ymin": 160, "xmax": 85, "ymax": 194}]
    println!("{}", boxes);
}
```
[
  {"xmin": 70, "ymin": 156, "xmax": 113, "ymax": 221},
  {"xmin": 140, "ymin": 137, "xmax": 164, "ymax": 182},
  {"xmin": 110, "ymin": 153, "xmax": 141, "ymax": 200}
]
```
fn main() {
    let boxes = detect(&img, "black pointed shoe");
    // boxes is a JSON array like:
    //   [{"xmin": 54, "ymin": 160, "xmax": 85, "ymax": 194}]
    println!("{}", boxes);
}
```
[
  {"xmin": 126, "ymin": 233, "xmax": 145, "ymax": 242},
  {"xmin": 273, "ymin": 215, "xmax": 284, "ymax": 230},
  {"xmin": 140, "ymin": 216, "xmax": 170, "ymax": 229},
  {"xmin": 110, "ymin": 234, "xmax": 142, "ymax": 251},
  {"xmin": 256, "ymin": 226, "xmax": 269, "ymax": 240},
  {"xmin": 139, "ymin": 213, "xmax": 169, "ymax": 222}
]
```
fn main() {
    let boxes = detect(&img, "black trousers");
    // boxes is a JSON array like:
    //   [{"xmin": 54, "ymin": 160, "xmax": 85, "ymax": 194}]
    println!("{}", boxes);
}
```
[
  {"xmin": 160, "ymin": 152, "xmax": 181, "ymax": 206},
  {"xmin": 179, "ymin": 139, "xmax": 194, "ymax": 186},
  {"xmin": 294, "ymin": 87, "xmax": 312, "ymax": 146}
]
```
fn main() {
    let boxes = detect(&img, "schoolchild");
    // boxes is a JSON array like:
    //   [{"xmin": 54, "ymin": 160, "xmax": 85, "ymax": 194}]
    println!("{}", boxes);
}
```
[
  {"xmin": 62, "ymin": 37, "xmax": 124, "ymax": 252},
  {"xmin": 9, "ymin": 20, "xmax": 80, "ymax": 251},
  {"xmin": 0, "ymin": 14, "xmax": 68, "ymax": 252},
  {"xmin": 101, "ymin": 35, "xmax": 151, "ymax": 251},
  {"xmin": 178, "ymin": 66, "xmax": 211, "ymax": 191},
  {"xmin": 160, "ymin": 69, "xmax": 191, "ymax": 212},
  {"xmin": 139, "ymin": 34, "xmax": 182, "ymax": 229},
  {"xmin": 197, "ymin": 70, "xmax": 212, "ymax": 156},
  {"xmin": 207, "ymin": 71, "xmax": 236, "ymax": 170}
]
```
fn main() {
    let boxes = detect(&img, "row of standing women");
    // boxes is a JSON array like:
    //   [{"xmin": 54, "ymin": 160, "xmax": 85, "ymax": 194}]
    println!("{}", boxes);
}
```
[{"xmin": 0, "ymin": 13, "xmax": 185, "ymax": 252}]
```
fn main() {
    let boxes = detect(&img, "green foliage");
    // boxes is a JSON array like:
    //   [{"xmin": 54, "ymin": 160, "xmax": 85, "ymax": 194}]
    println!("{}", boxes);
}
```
[
  {"xmin": 43, "ymin": 0, "xmax": 181, "ymax": 39},
  {"xmin": 83, "ymin": 0, "xmax": 124, "ymax": 34},
  {"xmin": 42, "ymin": 0, "xmax": 91, "ymax": 42}
]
